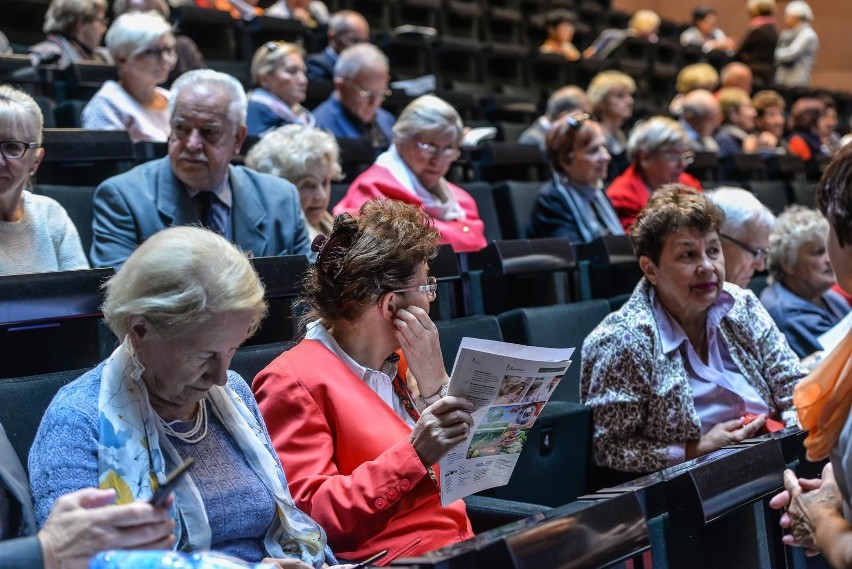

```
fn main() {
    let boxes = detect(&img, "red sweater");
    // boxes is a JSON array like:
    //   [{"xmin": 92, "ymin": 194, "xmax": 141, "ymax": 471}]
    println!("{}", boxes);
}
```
[
  {"xmin": 253, "ymin": 340, "xmax": 473, "ymax": 565},
  {"xmin": 605, "ymin": 163, "xmax": 703, "ymax": 231}
]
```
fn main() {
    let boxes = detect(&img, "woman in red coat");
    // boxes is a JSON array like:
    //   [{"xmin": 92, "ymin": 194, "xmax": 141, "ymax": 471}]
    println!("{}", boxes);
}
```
[
  {"xmin": 334, "ymin": 95, "xmax": 487, "ymax": 253},
  {"xmin": 253, "ymin": 200, "xmax": 475, "ymax": 565}
]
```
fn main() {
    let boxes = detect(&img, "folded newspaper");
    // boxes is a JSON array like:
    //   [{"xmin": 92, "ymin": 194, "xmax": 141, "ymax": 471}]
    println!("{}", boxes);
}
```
[{"xmin": 439, "ymin": 338, "xmax": 574, "ymax": 506}]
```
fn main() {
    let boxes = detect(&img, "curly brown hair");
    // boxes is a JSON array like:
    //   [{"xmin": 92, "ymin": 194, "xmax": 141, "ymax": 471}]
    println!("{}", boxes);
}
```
[
  {"xmin": 630, "ymin": 184, "xmax": 725, "ymax": 264},
  {"xmin": 817, "ymin": 144, "xmax": 852, "ymax": 247},
  {"xmin": 301, "ymin": 199, "xmax": 441, "ymax": 325}
]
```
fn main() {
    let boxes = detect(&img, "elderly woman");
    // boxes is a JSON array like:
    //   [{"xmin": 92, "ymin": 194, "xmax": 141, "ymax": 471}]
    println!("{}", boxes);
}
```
[
  {"xmin": 253, "ymin": 200, "xmax": 475, "ymax": 563},
  {"xmin": 29, "ymin": 0, "xmax": 111, "ymax": 68},
  {"xmin": 774, "ymin": 1, "xmax": 819, "ymax": 88},
  {"xmin": 606, "ymin": 116, "xmax": 703, "ymax": 232},
  {"xmin": 334, "ymin": 95, "xmax": 486, "ymax": 253},
  {"xmin": 679, "ymin": 6, "xmax": 735, "ymax": 53},
  {"xmin": 245, "ymin": 125, "xmax": 339, "ymax": 239},
  {"xmin": 736, "ymin": 0, "xmax": 778, "ymax": 88},
  {"xmin": 787, "ymin": 97, "xmax": 828, "ymax": 180},
  {"xmin": 752, "ymin": 89, "xmax": 787, "ymax": 152},
  {"xmin": 81, "ymin": 12, "xmax": 175, "ymax": 142},
  {"xmin": 539, "ymin": 9, "xmax": 580, "ymax": 61},
  {"xmin": 527, "ymin": 113, "xmax": 623, "ymax": 242},
  {"xmin": 247, "ymin": 41, "xmax": 314, "ymax": 138},
  {"xmin": 581, "ymin": 185, "xmax": 805, "ymax": 480},
  {"xmin": 0, "ymin": 85, "xmax": 88, "ymax": 276},
  {"xmin": 708, "ymin": 187, "xmax": 775, "ymax": 289},
  {"xmin": 760, "ymin": 206, "xmax": 850, "ymax": 358},
  {"xmin": 28, "ymin": 227, "xmax": 342, "ymax": 567},
  {"xmin": 587, "ymin": 71, "xmax": 635, "ymax": 181},
  {"xmin": 583, "ymin": 9, "xmax": 660, "ymax": 59}
]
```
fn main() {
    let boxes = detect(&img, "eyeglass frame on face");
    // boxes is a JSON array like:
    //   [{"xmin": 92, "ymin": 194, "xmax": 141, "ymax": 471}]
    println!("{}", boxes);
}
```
[
  {"xmin": 386, "ymin": 276, "xmax": 438, "ymax": 301},
  {"xmin": 657, "ymin": 149, "xmax": 695, "ymax": 165},
  {"xmin": 415, "ymin": 140, "xmax": 460, "ymax": 162},
  {"xmin": 0, "ymin": 141, "xmax": 40, "ymax": 160},
  {"xmin": 136, "ymin": 44, "xmax": 178, "ymax": 61},
  {"xmin": 720, "ymin": 233, "xmax": 768, "ymax": 263},
  {"xmin": 350, "ymin": 80, "xmax": 391, "ymax": 102}
]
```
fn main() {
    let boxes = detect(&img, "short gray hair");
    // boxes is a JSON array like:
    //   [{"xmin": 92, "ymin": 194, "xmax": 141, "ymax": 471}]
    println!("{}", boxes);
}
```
[
  {"xmin": 102, "ymin": 226, "xmax": 267, "ymax": 339},
  {"xmin": 245, "ymin": 124, "xmax": 343, "ymax": 182},
  {"xmin": 105, "ymin": 11, "xmax": 173, "ymax": 61},
  {"xmin": 546, "ymin": 85, "xmax": 589, "ymax": 120},
  {"xmin": 43, "ymin": 0, "xmax": 106, "ymax": 34},
  {"xmin": 392, "ymin": 95, "xmax": 464, "ymax": 145},
  {"xmin": 627, "ymin": 116, "xmax": 689, "ymax": 161},
  {"xmin": 169, "ymin": 69, "xmax": 248, "ymax": 128},
  {"xmin": 707, "ymin": 187, "xmax": 776, "ymax": 235},
  {"xmin": 329, "ymin": 10, "xmax": 367, "ymax": 36},
  {"xmin": 767, "ymin": 205, "xmax": 828, "ymax": 282},
  {"xmin": 112, "ymin": 0, "xmax": 169, "ymax": 17},
  {"xmin": 0, "ymin": 84, "xmax": 43, "ymax": 144},
  {"xmin": 785, "ymin": 0, "xmax": 814, "ymax": 21},
  {"xmin": 333, "ymin": 43, "xmax": 387, "ymax": 80}
]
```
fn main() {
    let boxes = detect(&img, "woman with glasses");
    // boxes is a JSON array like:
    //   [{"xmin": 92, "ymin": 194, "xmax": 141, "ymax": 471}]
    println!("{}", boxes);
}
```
[
  {"xmin": 759, "ymin": 206, "xmax": 850, "ymax": 359},
  {"xmin": 253, "ymin": 199, "xmax": 475, "ymax": 563},
  {"xmin": 582, "ymin": 185, "xmax": 805, "ymax": 485},
  {"xmin": 606, "ymin": 116, "xmax": 703, "ymax": 232},
  {"xmin": 0, "ymin": 85, "xmax": 88, "ymax": 275},
  {"xmin": 334, "ymin": 95, "xmax": 487, "ymax": 253},
  {"xmin": 528, "ymin": 113, "xmax": 623, "ymax": 242},
  {"xmin": 81, "ymin": 12, "xmax": 175, "ymax": 142},
  {"xmin": 29, "ymin": 0, "xmax": 111, "ymax": 68},
  {"xmin": 246, "ymin": 42, "xmax": 314, "ymax": 138}
]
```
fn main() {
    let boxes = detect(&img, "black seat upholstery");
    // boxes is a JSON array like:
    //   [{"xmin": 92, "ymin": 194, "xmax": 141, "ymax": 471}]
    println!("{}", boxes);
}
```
[
  {"xmin": 33, "ymin": 185, "xmax": 96, "ymax": 260},
  {"xmin": 435, "ymin": 315, "xmax": 503, "ymax": 373},
  {"xmin": 460, "ymin": 181, "xmax": 502, "ymax": 243},
  {"xmin": 491, "ymin": 180, "xmax": 543, "ymax": 239},
  {"xmin": 748, "ymin": 180, "xmax": 791, "ymax": 215},
  {"xmin": 230, "ymin": 341, "xmax": 291, "ymax": 387}
]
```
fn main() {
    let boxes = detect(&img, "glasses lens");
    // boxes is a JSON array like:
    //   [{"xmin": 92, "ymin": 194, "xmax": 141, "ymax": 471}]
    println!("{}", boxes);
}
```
[{"xmin": 1, "ymin": 141, "xmax": 26, "ymax": 159}]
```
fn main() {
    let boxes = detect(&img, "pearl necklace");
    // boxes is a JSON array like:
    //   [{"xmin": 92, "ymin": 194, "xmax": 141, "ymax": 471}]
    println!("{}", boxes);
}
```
[{"xmin": 160, "ymin": 399, "xmax": 208, "ymax": 444}]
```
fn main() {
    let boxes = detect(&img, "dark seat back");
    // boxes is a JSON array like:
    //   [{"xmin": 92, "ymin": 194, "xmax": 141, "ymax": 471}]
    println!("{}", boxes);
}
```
[
  {"xmin": 33, "ymin": 184, "xmax": 96, "ymax": 260},
  {"xmin": 491, "ymin": 180, "xmax": 542, "ymax": 240},
  {"xmin": 436, "ymin": 315, "xmax": 503, "ymax": 373},
  {"xmin": 230, "ymin": 341, "xmax": 291, "ymax": 387}
]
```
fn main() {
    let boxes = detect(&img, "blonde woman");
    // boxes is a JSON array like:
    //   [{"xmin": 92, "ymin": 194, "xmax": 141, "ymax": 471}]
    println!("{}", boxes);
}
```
[{"xmin": 247, "ymin": 41, "xmax": 314, "ymax": 138}]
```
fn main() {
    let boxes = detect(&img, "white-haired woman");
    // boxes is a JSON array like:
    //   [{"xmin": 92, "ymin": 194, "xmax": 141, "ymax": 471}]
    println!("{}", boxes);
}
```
[
  {"xmin": 29, "ymin": 0, "xmax": 111, "ymax": 68},
  {"xmin": 334, "ymin": 95, "xmax": 487, "ymax": 253},
  {"xmin": 29, "ymin": 226, "xmax": 347, "ymax": 567},
  {"xmin": 774, "ymin": 0, "xmax": 819, "ymax": 88},
  {"xmin": 587, "ymin": 70, "xmax": 635, "ymax": 180},
  {"xmin": 0, "ymin": 85, "xmax": 88, "ymax": 276},
  {"xmin": 81, "ymin": 11, "xmax": 175, "ymax": 142},
  {"xmin": 707, "ymin": 187, "xmax": 774, "ymax": 289},
  {"xmin": 760, "ymin": 205, "xmax": 850, "ymax": 358},
  {"xmin": 245, "ymin": 125, "xmax": 339, "ymax": 239},
  {"xmin": 247, "ymin": 41, "xmax": 314, "ymax": 139}
]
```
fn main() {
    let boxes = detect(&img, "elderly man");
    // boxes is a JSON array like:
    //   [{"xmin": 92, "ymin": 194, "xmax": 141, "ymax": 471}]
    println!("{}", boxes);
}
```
[
  {"xmin": 90, "ymin": 69, "xmax": 311, "ymax": 270},
  {"xmin": 519, "ymin": 84, "xmax": 590, "ymax": 150},
  {"xmin": 306, "ymin": 10, "xmax": 369, "ymax": 82},
  {"xmin": 679, "ymin": 89, "xmax": 721, "ymax": 153},
  {"xmin": 720, "ymin": 62, "xmax": 754, "ymax": 94},
  {"xmin": 312, "ymin": 43, "xmax": 395, "ymax": 153}
]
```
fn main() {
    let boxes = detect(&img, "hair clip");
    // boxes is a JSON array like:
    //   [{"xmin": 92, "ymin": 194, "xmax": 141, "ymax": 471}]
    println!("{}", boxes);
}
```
[
  {"xmin": 265, "ymin": 41, "xmax": 280, "ymax": 52},
  {"xmin": 311, "ymin": 234, "xmax": 327, "ymax": 253},
  {"xmin": 565, "ymin": 112, "xmax": 590, "ymax": 129}
]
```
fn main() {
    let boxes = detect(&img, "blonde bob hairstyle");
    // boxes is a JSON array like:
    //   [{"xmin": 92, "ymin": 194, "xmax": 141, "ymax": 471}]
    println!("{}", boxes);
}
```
[
  {"xmin": 676, "ymin": 63, "xmax": 719, "ymax": 95},
  {"xmin": 105, "ymin": 11, "xmax": 174, "ymax": 61},
  {"xmin": 587, "ymin": 71, "xmax": 636, "ymax": 115},
  {"xmin": 747, "ymin": 0, "xmax": 776, "ymax": 17},
  {"xmin": 102, "ymin": 226, "xmax": 267, "ymax": 339},
  {"xmin": 250, "ymin": 41, "xmax": 305, "ymax": 87},
  {"xmin": 767, "ymin": 205, "xmax": 829, "ymax": 282},
  {"xmin": 245, "ymin": 124, "xmax": 343, "ymax": 183},
  {"xmin": 43, "ymin": 0, "xmax": 107, "ymax": 34}
]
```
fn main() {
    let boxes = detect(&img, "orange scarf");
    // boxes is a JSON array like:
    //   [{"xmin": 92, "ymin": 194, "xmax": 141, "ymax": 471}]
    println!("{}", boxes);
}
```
[{"xmin": 795, "ymin": 330, "xmax": 852, "ymax": 461}]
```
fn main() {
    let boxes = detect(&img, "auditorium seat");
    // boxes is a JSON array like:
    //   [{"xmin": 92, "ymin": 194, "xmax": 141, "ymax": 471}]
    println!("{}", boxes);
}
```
[
  {"xmin": 38, "ymin": 129, "xmax": 136, "ymax": 186},
  {"xmin": 435, "ymin": 314, "xmax": 503, "ymax": 373},
  {"xmin": 482, "ymin": 43, "xmax": 528, "ymax": 90},
  {"xmin": 473, "ymin": 142, "xmax": 548, "ymax": 184},
  {"xmin": 173, "ymin": 5, "xmax": 239, "ymax": 61},
  {"xmin": 484, "ymin": 7, "xmax": 524, "ymax": 46},
  {"xmin": 33, "ymin": 184, "xmax": 97, "ymax": 260},
  {"xmin": 208, "ymin": 59, "xmax": 252, "ymax": 90},
  {"xmin": 528, "ymin": 53, "xmax": 579, "ymax": 98},
  {"xmin": 432, "ymin": 37, "xmax": 483, "ymax": 87},
  {"xmin": 53, "ymin": 99, "xmax": 86, "ymax": 128},
  {"xmin": 392, "ymin": 0, "xmax": 441, "ymax": 31},
  {"xmin": 790, "ymin": 180, "xmax": 817, "ymax": 208},
  {"xmin": 460, "ymin": 181, "xmax": 503, "ymax": 243},
  {"xmin": 441, "ymin": 0, "xmax": 483, "ymax": 42},
  {"xmin": 231, "ymin": 341, "xmax": 290, "ymax": 387},
  {"xmin": 341, "ymin": 0, "xmax": 392, "ymax": 33},
  {"xmin": 490, "ymin": 180, "xmax": 543, "ymax": 239},
  {"xmin": 239, "ymin": 16, "xmax": 306, "ymax": 60},
  {"xmin": 64, "ymin": 62, "xmax": 118, "ymax": 100},
  {"xmin": 336, "ymin": 137, "xmax": 376, "ymax": 183},
  {"xmin": 384, "ymin": 34, "xmax": 434, "ymax": 80},
  {"xmin": 748, "ymin": 180, "xmax": 791, "ymax": 215}
]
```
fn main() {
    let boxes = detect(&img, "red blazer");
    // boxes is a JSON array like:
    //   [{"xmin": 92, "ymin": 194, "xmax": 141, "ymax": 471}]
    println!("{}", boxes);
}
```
[
  {"xmin": 605, "ymin": 163, "xmax": 703, "ymax": 232},
  {"xmin": 333, "ymin": 164, "xmax": 487, "ymax": 253},
  {"xmin": 253, "ymin": 340, "xmax": 473, "ymax": 565}
]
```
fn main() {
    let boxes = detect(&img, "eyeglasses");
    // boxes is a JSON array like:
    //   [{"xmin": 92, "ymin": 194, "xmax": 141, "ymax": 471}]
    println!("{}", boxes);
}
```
[
  {"xmin": 721, "ymin": 233, "xmax": 768, "ymax": 263},
  {"xmin": 416, "ymin": 141, "xmax": 460, "ymax": 162},
  {"xmin": 0, "ymin": 141, "xmax": 39, "ymax": 160},
  {"xmin": 387, "ymin": 276, "xmax": 438, "ymax": 301},
  {"xmin": 138, "ymin": 45, "xmax": 177, "ymax": 61},
  {"xmin": 351, "ymin": 80, "xmax": 391, "ymax": 102},
  {"xmin": 658, "ymin": 150, "xmax": 695, "ymax": 165},
  {"xmin": 90, "ymin": 15, "xmax": 110, "ymax": 26}
]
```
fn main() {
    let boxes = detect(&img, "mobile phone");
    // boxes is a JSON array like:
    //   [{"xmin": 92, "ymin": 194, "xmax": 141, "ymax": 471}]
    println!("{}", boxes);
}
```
[
  {"xmin": 352, "ymin": 549, "xmax": 388, "ymax": 568},
  {"xmin": 149, "ymin": 457, "xmax": 196, "ymax": 507}
]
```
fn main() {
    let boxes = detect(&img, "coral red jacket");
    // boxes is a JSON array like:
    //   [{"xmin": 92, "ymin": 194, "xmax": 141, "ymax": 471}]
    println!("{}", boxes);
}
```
[{"xmin": 253, "ymin": 340, "xmax": 473, "ymax": 565}]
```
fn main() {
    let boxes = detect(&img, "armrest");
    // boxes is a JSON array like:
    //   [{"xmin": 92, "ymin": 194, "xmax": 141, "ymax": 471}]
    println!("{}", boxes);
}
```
[{"xmin": 463, "ymin": 494, "xmax": 551, "ymax": 533}]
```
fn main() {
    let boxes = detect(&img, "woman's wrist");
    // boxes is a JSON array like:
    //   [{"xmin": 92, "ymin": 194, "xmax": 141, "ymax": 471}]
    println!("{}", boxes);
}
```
[{"xmin": 419, "ymin": 382, "xmax": 449, "ymax": 406}]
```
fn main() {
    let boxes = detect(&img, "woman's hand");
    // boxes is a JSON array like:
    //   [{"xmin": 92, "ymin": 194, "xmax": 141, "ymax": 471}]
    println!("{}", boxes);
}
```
[
  {"xmin": 781, "ymin": 464, "xmax": 844, "ymax": 552},
  {"xmin": 768, "ymin": 469, "xmax": 825, "ymax": 554},
  {"xmin": 410, "ymin": 396, "xmax": 474, "ymax": 467},
  {"xmin": 393, "ymin": 306, "xmax": 449, "ymax": 399},
  {"xmin": 685, "ymin": 415, "xmax": 766, "ymax": 459}
]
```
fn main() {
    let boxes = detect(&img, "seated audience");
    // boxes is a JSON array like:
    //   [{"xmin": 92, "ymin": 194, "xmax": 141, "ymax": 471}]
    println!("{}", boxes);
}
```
[
  {"xmin": 760, "ymin": 205, "xmax": 850, "ymax": 358},
  {"xmin": 715, "ymin": 87, "xmax": 759, "ymax": 177},
  {"xmin": 669, "ymin": 63, "xmax": 719, "ymax": 116},
  {"xmin": 607, "ymin": 116, "xmax": 703, "ymax": 231},
  {"xmin": 528, "ymin": 113, "xmax": 623, "ymax": 242},
  {"xmin": 90, "ymin": 69, "xmax": 310, "ymax": 270},
  {"xmin": 679, "ymin": 6, "xmax": 736, "ymax": 53},
  {"xmin": 519, "ymin": 84, "xmax": 590, "ymax": 150},
  {"xmin": 30, "ymin": 0, "xmax": 111, "ymax": 68},
  {"xmin": 247, "ymin": 41, "xmax": 314, "ymax": 138},
  {"xmin": 767, "ymin": 146, "xmax": 852, "ymax": 568},
  {"xmin": 819, "ymin": 95, "xmax": 842, "ymax": 157},
  {"xmin": 195, "ymin": 0, "xmax": 261, "ymax": 20},
  {"xmin": 335, "ymin": 95, "xmax": 486, "ymax": 253},
  {"xmin": 29, "ymin": 226, "xmax": 340, "ymax": 565},
  {"xmin": 583, "ymin": 9, "xmax": 660, "ymax": 60},
  {"xmin": 539, "ymin": 9, "xmax": 580, "ymax": 61},
  {"xmin": 752, "ymin": 89, "xmax": 787, "ymax": 153},
  {"xmin": 707, "ymin": 187, "xmax": 775, "ymax": 288},
  {"xmin": 582, "ymin": 185, "xmax": 805, "ymax": 479},
  {"xmin": 587, "ymin": 70, "xmax": 635, "ymax": 180},
  {"xmin": 0, "ymin": 85, "xmax": 88, "ymax": 276},
  {"xmin": 736, "ymin": 0, "xmax": 778, "ymax": 89},
  {"xmin": 679, "ymin": 89, "xmax": 721, "ymax": 153},
  {"xmin": 306, "ymin": 10, "xmax": 370, "ymax": 83},
  {"xmin": 313, "ymin": 43, "xmax": 395, "ymax": 156},
  {"xmin": 245, "ymin": 125, "xmax": 340, "ymax": 240},
  {"xmin": 787, "ymin": 97, "xmax": 828, "ymax": 179},
  {"xmin": 719, "ymin": 62, "xmax": 754, "ymax": 94},
  {"xmin": 774, "ymin": 0, "xmax": 819, "ymax": 88},
  {"xmin": 253, "ymin": 199, "xmax": 475, "ymax": 562},
  {"xmin": 81, "ymin": 11, "xmax": 175, "ymax": 142},
  {"xmin": 266, "ymin": 0, "xmax": 330, "ymax": 28}
]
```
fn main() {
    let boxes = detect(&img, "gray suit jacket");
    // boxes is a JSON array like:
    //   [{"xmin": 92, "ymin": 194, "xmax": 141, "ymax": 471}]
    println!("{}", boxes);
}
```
[
  {"xmin": 0, "ymin": 424, "xmax": 43, "ymax": 568},
  {"xmin": 91, "ymin": 157, "xmax": 312, "ymax": 269}
]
